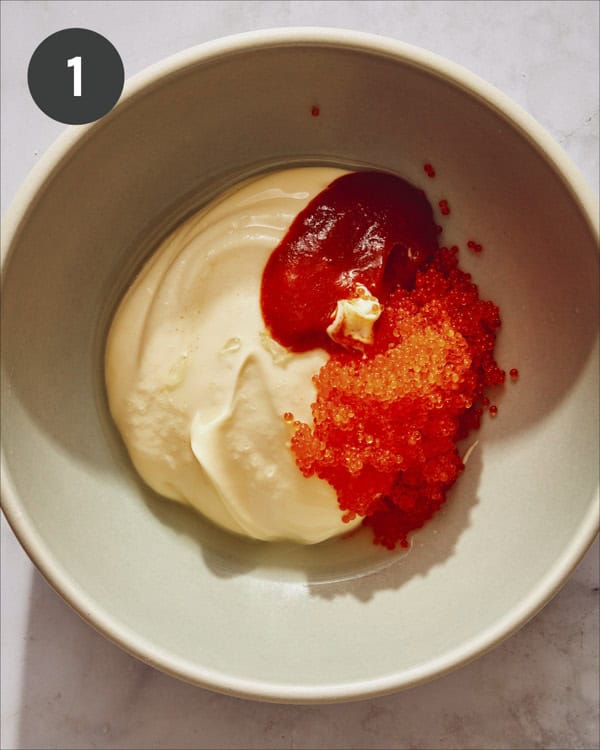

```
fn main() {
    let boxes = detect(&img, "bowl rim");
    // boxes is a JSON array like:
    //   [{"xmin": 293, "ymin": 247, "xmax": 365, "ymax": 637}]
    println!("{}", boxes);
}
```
[{"xmin": 1, "ymin": 26, "xmax": 599, "ymax": 704}]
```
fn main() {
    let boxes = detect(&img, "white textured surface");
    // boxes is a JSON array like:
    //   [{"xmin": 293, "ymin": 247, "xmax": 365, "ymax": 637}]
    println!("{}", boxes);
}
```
[{"xmin": 1, "ymin": 1, "xmax": 598, "ymax": 748}]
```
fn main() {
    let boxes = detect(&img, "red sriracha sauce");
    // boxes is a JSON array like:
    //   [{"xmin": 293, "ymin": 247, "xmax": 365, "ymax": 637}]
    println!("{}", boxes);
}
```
[{"xmin": 260, "ymin": 171, "xmax": 438, "ymax": 353}]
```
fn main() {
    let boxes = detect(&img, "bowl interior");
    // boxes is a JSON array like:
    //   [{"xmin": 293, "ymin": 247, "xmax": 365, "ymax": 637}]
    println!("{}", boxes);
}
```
[{"xmin": 2, "ymin": 37, "xmax": 598, "ymax": 699}]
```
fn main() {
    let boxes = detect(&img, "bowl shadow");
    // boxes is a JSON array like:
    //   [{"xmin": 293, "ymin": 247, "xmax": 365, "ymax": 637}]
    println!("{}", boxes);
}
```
[{"xmin": 138, "ymin": 444, "xmax": 483, "ymax": 602}]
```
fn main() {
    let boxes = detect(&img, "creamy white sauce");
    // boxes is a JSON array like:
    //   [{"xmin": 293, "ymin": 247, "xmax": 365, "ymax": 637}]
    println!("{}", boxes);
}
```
[{"xmin": 105, "ymin": 167, "xmax": 364, "ymax": 543}]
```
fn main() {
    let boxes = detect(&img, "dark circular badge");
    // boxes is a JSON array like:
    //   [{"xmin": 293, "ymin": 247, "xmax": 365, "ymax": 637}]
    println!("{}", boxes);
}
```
[{"xmin": 27, "ymin": 28, "xmax": 124, "ymax": 125}]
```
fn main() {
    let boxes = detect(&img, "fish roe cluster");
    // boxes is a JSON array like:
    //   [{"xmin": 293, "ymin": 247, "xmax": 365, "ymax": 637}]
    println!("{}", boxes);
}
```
[{"xmin": 290, "ymin": 246, "xmax": 504, "ymax": 549}]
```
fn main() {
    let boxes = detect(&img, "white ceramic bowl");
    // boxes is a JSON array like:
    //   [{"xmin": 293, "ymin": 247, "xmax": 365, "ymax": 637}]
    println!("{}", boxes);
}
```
[{"xmin": 2, "ymin": 29, "xmax": 598, "ymax": 703}]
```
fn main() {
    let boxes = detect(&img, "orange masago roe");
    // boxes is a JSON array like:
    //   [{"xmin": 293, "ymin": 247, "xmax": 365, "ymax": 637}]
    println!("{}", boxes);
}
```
[
  {"xmin": 291, "ymin": 247, "xmax": 504, "ymax": 548},
  {"xmin": 261, "ymin": 171, "xmax": 504, "ymax": 549}
]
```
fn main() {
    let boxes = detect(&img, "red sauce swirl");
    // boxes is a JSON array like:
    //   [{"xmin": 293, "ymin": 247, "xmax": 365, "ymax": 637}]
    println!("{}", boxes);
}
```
[{"xmin": 260, "ymin": 171, "xmax": 438, "ymax": 353}]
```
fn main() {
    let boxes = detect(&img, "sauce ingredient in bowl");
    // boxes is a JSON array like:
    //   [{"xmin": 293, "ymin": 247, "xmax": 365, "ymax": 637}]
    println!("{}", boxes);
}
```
[
  {"xmin": 105, "ymin": 167, "xmax": 361, "ymax": 543},
  {"xmin": 106, "ymin": 167, "xmax": 504, "ymax": 548},
  {"xmin": 261, "ymin": 171, "xmax": 437, "ymax": 353},
  {"xmin": 287, "ymin": 246, "xmax": 504, "ymax": 549}
]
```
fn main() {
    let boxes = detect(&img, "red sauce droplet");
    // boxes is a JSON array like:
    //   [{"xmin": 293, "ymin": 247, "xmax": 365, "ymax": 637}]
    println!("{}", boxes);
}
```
[
  {"xmin": 439, "ymin": 199, "xmax": 450, "ymax": 216},
  {"xmin": 509, "ymin": 368, "xmax": 519, "ymax": 380},
  {"xmin": 261, "ymin": 172, "xmax": 438, "ymax": 353},
  {"xmin": 311, "ymin": 105, "xmax": 320, "ymax": 117},
  {"xmin": 424, "ymin": 163, "xmax": 436, "ymax": 178}
]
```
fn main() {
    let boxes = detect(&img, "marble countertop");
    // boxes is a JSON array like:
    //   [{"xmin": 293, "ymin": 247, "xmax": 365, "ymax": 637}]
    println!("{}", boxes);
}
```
[{"xmin": 1, "ymin": 2, "xmax": 598, "ymax": 748}]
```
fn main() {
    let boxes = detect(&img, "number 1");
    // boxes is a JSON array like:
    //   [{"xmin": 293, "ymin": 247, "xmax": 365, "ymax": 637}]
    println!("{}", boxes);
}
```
[{"xmin": 67, "ymin": 56, "xmax": 82, "ymax": 97}]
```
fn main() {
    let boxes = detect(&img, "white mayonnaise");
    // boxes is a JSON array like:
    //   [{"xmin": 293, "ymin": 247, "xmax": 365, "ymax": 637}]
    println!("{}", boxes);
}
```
[{"xmin": 105, "ymin": 167, "xmax": 365, "ymax": 543}]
